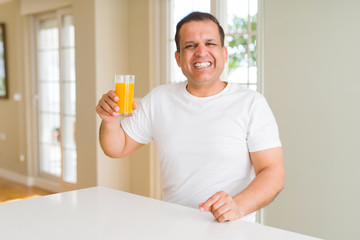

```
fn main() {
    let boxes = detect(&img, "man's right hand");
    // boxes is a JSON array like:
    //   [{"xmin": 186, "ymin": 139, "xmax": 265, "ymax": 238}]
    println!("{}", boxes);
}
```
[
  {"xmin": 95, "ymin": 90, "xmax": 137, "ymax": 122},
  {"xmin": 96, "ymin": 90, "xmax": 120, "ymax": 123}
]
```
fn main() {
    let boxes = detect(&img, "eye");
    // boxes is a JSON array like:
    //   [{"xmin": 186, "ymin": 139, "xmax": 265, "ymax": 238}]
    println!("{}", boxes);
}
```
[
  {"xmin": 206, "ymin": 42, "xmax": 216, "ymax": 46},
  {"xmin": 185, "ymin": 44, "xmax": 196, "ymax": 49}
]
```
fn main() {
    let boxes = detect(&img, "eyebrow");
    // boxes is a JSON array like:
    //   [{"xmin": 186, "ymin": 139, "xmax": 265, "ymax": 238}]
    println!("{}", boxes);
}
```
[{"xmin": 184, "ymin": 39, "xmax": 217, "ymax": 44}]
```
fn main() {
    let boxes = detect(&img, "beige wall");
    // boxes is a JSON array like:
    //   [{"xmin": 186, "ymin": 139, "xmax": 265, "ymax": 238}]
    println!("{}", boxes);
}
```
[
  {"xmin": 0, "ymin": 0, "xmax": 27, "ymax": 176},
  {"xmin": 92, "ymin": 0, "xmax": 152, "ymax": 195},
  {"xmin": 73, "ymin": 0, "xmax": 97, "ymax": 188},
  {"xmin": 20, "ymin": 0, "xmax": 71, "ymax": 15},
  {"xmin": 128, "ymin": 0, "xmax": 151, "ymax": 197},
  {"xmin": 0, "ymin": 0, "xmax": 99, "ymax": 189},
  {"xmin": 93, "ymin": 0, "xmax": 131, "ymax": 191},
  {"xmin": 263, "ymin": 1, "xmax": 360, "ymax": 239},
  {"xmin": 0, "ymin": 0, "xmax": 152, "ymax": 196}
]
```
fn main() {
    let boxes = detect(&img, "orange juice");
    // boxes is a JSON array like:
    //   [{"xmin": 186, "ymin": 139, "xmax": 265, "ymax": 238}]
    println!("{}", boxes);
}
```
[{"xmin": 115, "ymin": 82, "xmax": 134, "ymax": 116}]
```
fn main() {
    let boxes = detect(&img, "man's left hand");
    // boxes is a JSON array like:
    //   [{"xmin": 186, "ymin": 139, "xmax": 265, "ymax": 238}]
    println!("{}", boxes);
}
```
[{"xmin": 198, "ymin": 191, "xmax": 242, "ymax": 222}]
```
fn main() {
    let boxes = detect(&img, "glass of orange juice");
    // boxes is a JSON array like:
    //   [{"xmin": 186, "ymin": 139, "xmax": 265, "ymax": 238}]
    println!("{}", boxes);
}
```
[{"xmin": 115, "ymin": 75, "xmax": 135, "ymax": 116}]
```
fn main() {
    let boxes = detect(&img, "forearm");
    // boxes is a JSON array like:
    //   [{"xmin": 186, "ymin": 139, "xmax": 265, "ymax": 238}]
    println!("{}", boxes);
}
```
[
  {"xmin": 99, "ymin": 120, "xmax": 126, "ymax": 158},
  {"xmin": 233, "ymin": 166, "xmax": 285, "ymax": 217}
]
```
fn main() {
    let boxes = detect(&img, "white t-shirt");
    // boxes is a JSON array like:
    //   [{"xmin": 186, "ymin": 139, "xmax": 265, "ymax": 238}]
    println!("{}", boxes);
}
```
[{"xmin": 121, "ymin": 81, "xmax": 281, "ymax": 222}]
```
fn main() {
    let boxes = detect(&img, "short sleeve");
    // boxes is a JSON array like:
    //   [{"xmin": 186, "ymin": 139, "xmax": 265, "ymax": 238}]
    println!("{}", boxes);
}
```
[
  {"xmin": 247, "ymin": 95, "xmax": 281, "ymax": 152},
  {"xmin": 121, "ymin": 95, "xmax": 153, "ymax": 144}
]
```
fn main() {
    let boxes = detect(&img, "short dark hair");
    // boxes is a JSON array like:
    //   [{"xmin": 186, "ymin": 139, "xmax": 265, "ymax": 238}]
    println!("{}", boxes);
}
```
[{"xmin": 175, "ymin": 12, "xmax": 225, "ymax": 52}]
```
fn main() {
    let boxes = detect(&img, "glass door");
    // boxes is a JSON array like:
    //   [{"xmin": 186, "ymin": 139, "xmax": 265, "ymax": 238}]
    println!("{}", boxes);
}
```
[{"xmin": 35, "ymin": 9, "xmax": 77, "ymax": 185}]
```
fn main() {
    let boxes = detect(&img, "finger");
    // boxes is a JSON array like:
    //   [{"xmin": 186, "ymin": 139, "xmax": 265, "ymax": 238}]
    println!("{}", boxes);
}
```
[
  {"xmin": 96, "ymin": 106, "xmax": 117, "ymax": 122},
  {"xmin": 211, "ymin": 192, "xmax": 232, "ymax": 211},
  {"xmin": 199, "ymin": 203, "xmax": 205, "ymax": 212},
  {"xmin": 96, "ymin": 102, "xmax": 115, "ymax": 118},
  {"xmin": 108, "ymin": 90, "xmax": 119, "ymax": 102},
  {"xmin": 99, "ymin": 97, "xmax": 117, "ymax": 114},
  {"xmin": 213, "ymin": 203, "xmax": 231, "ymax": 220},
  {"xmin": 212, "ymin": 195, "xmax": 234, "ymax": 218},
  {"xmin": 211, "ymin": 198, "xmax": 227, "ymax": 215},
  {"xmin": 217, "ymin": 209, "xmax": 233, "ymax": 223},
  {"xmin": 133, "ymin": 102, "xmax": 138, "ymax": 110},
  {"xmin": 199, "ymin": 192, "xmax": 222, "ymax": 212},
  {"xmin": 102, "ymin": 93, "xmax": 120, "ymax": 113}
]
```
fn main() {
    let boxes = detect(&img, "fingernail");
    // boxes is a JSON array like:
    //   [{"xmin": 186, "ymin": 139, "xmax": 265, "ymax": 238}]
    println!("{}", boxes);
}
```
[
  {"xmin": 115, "ymin": 106, "xmax": 120, "ymax": 112},
  {"xmin": 199, "ymin": 207, "xmax": 204, "ymax": 212},
  {"xmin": 114, "ymin": 96, "xmax": 119, "ymax": 102}
]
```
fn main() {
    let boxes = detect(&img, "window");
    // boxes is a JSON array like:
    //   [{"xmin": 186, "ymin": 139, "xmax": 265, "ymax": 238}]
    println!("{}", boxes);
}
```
[
  {"xmin": 168, "ymin": 0, "xmax": 260, "ymax": 91},
  {"xmin": 35, "ymin": 9, "xmax": 77, "ymax": 185}
]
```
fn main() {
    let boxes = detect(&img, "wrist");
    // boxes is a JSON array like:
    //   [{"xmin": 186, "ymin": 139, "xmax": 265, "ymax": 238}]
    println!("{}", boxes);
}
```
[{"xmin": 232, "ymin": 194, "xmax": 248, "ymax": 218}]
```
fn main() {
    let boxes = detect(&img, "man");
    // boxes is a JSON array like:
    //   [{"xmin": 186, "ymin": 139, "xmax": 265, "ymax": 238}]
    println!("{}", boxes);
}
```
[{"xmin": 96, "ymin": 12, "xmax": 284, "ymax": 223}]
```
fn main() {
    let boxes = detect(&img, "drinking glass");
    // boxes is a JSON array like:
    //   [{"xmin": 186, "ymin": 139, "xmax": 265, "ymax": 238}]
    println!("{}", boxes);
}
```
[{"xmin": 114, "ymin": 75, "xmax": 135, "ymax": 116}]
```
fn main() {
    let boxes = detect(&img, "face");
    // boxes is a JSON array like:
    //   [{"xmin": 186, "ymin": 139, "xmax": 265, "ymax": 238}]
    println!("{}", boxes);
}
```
[{"xmin": 175, "ymin": 20, "xmax": 228, "ymax": 87}]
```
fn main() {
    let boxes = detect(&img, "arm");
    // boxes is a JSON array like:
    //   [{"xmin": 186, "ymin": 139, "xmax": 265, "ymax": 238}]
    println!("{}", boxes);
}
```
[
  {"xmin": 96, "ymin": 90, "xmax": 144, "ymax": 158},
  {"xmin": 199, "ymin": 146, "xmax": 284, "ymax": 222}
]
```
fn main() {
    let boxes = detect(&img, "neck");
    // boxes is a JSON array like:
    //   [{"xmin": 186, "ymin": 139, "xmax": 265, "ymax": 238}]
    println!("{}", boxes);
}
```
[{"xmin": 186, "ymin": 80, "xmax": 227, "ymax": 97}]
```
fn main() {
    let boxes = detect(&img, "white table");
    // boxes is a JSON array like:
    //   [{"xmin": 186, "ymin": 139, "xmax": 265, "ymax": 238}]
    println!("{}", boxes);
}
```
[{"xmin": 0, "ymin": 187, "xmax": 321, "ymax": 240}]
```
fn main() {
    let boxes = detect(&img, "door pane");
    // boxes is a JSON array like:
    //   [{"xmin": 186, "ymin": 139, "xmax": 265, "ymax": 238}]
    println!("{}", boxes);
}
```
[
  {"xmin": 39, "ymin": 113, "xmax": 61, "ymax": 177},
  {"xmin": 39, "ymin": 113, "xmax": 60, "ymax": 145},
  {"xmin": 61, "ymin": 14, "xmax": 77, "ymax": 183},
  {"xmin": 61, "ymin": 48, "xmax": 75, "ymax": 81},
  {"xmin": 38, "ymin": 50, "xmax": 59, "ymax": 81},
  {"xmin": 227, "ymin": 0, "xmax": 249, "ymax": 30},
  {"xmin": 38, "ymin": 17, "xmax": 61, "ymax": 178},
  {"xmin": 39, "ymin": 82, "xmax": 60, "ymax": 113},
  {"xmin": 61, "ymin": 15, "xmax": 75, "ymax": 48},
  {"xmin": 249, "ymin": 34, "xmax": 256, "ymax": 67},
  {"xmin": 40, "ymin": 143, "xmax": 61, "ymax": 177},
  {"xmin": 62, "ymin": 116, "xmax": 76, "ymax": 149},
  {"xmin": 226, "ymin": 0, "xmax": 258, "ymax": 86},
  {"xmin": 227, "ymin": 67, "xmax": 248, "ymax": 83},
  {"xmin": 63, "ymin": 149, "xmax": 76, "ymax": 183},
  {"xmin": 172, "ymin": 0, "xmax": 210, "ymax": 36},
  {"xmin": 62, "ymin": 82, "xmax": 76, "ymax": 115},
  {"xmin": 227, "ymin": 34, "xmax": 248, "ymax": 69},
  {"xmin": 38, "ymin": 19, "xmax": 58, "ymax": 50},
  {"xmin": 249, "ymin": 66, "xmax": 257, "ymax": 84}
]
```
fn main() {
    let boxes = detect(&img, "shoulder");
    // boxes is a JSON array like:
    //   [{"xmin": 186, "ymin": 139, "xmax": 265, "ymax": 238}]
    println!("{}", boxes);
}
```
[
  {"xmin": 226, "ymin": 83, "xmax": 265, "ymax": 103},
  {"xmin": 152, "ymin": 81, "xmax": 184, "ymax": 93},
  {"xmin": 146, "ymin": 81, "xmax": 185, "ymax": 98},
  {"xmin": 140, "ymin": 81, "xmax": 185, "ymax": 106}
]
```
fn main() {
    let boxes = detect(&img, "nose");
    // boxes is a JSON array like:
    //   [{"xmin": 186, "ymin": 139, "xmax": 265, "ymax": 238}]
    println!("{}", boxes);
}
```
[{"xmin": 195, "ymin": 43, "xmax": 207, "ymax": 57}]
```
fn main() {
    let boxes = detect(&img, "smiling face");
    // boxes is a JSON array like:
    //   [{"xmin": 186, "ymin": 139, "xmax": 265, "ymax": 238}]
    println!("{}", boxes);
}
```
[{"xmin": 175, "ymin": 20, "xmax": 228, "ymax": 91}]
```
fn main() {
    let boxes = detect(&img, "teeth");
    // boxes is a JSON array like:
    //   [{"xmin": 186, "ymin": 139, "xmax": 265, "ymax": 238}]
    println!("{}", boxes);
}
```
[{"xmin": 194, "ymin": 62, "xmax": 211, "ymax": 68}]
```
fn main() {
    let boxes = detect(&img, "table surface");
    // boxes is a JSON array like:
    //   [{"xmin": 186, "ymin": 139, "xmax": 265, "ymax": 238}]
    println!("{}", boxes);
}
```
[{"xmin": 0, "ymin": 187, "xmax": 321, "ymax": 240}]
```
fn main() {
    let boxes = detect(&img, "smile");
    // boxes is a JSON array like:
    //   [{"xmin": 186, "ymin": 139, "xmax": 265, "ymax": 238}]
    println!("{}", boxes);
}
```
[{"xmin": 194, "ymin": 61, "xmax": 212, "ymax": 68}]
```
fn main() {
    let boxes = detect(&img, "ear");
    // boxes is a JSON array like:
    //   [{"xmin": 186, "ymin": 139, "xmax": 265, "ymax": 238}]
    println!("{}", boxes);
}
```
[
  {"xmin": 223, "ymin": 46, "xmax": 228, "ymax": 63},
  {"xmin": 175, "ymin": 51, "xmax": 181, "ymax": 67}
]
